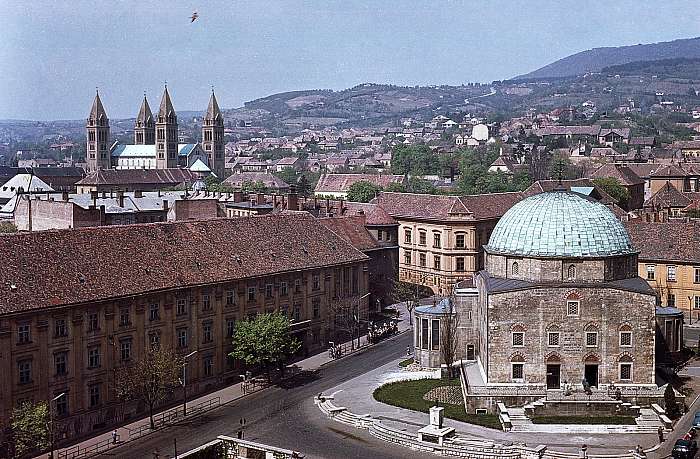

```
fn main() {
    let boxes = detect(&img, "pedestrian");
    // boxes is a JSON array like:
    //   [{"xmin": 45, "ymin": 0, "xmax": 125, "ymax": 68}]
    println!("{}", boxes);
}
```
[
  {"xmin": 657, "ymin": 425, "xmax": 664, "ymax": 443},
  {"xmin": 152, "ymin": 448, "xmax": 160, "ymax": 459},
  {"xmin": 237, "ymin": 429, "xmax": 243, "ymax": 439},
  {"xmin": 406, "ymin": 346, "xmax": 411, "ymax": 356},
  {"xmin": 112, "ymin": 428, "xmax": 118, "ymax": 444},
  {"xmin": 579, "ymin": 444, "xmax": 587, "ymax": 458}
]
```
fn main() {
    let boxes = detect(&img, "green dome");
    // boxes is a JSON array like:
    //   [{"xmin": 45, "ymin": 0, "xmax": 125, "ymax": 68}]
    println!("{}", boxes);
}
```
[{"xmin": 485, "ymin": 191, "xmax": 635, "ymax": 258}]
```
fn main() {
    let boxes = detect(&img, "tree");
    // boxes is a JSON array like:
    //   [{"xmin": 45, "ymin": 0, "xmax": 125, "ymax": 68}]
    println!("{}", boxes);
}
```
[
  {"xmin": 327, "ymin": 296, "xmax": 363, "ymax": 350},
  {"xmin": 440, "ymin": 295, "xmax": 461, "ymax": 379},
  {"xmin": 229, "ymin": 313, "xmax": 301, "ymax": 381},
  {"xmin": 274, "ymin": 167, "xmax": 299, "ymax": 186},
  {"xmin": 390, "ymin": 145, "xmax": 439, "ymax": 176},
  {"xmin": 390, "ymin": 279, "xmax": 421, "ymax": 325},
  {"xmin": 592, "ymin": 177, "xmax": 630, "ymax": 209},
  {"xmin": 115, "ymin": 347, "xmax": 183, "ymax": 429},
  {"xmin": 11, "ymin": 401, "xmax": 49, "ymax": 458},
  {"xmin": 0, "ymin": 222, "xmax": 17, "ymax": 233},
  {"xmin": 385, "ymin": 182, "xmax": 407, "ymax": 193},
  {"xmin": 241, "ymin": 180, "xmax": 268, "ymax": 194},
  {"xmin": 346, "ymin": 180, "xmax": 382, "ymax": 203},
  {"xmin": 204, "ymin": 175, "xmax": 234, "ymax": 193},
  {"xmin": 664, "ymin": 383, "xmax": 681, "ymax": 419}
]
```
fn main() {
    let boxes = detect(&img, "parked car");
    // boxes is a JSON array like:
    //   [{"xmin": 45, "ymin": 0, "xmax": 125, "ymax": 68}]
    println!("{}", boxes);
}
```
[
  {"xmin": 672, "ymin": 439, "xmax": 698, "ymax": 459},
  {"xmin": 693, "ymin": 412, "xmax": 700, "ymax": 429}
]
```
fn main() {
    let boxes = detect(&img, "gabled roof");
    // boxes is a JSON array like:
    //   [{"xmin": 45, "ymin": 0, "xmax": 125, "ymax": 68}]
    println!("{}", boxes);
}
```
[
  {"xmin": 0, "ymin": 174, "xmax": 54, "ymax": 199},
  {"xmin": 342, "ymin": 202, "xmax": 397, "ymax": 226},
  {"xmin": 644, "ymin": 181, "xmax": 691, "ymax": 208},
  {"xmin": 590, "ymin": 164, "xmax": 645, "ymax": 186},
  {"xmin": 0, "ymin": 214, "xmax": 369, "ymax": 314},
  {"xmin": 314, "ymin": 174, "xmax": 405, "ymax": 193},
  {"xmin": 318, "ymin": 216, "xmax": 381, "ymax": 252},
  {"xmin": 223, "ymin": 172, "xmax": 290, "ymax": 190},
  {"xmin": 189, "ymin": 159, "xmax": 211, "ymax": 173}
]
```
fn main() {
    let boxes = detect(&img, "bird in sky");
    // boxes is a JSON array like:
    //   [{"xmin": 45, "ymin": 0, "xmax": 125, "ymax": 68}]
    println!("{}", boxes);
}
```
[{"xmin": 190, "ymin": 11, "xmax": 199, "ymax": 23}]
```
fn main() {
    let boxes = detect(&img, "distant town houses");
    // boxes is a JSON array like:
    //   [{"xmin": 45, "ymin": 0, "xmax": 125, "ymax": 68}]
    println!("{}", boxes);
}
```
[{"xmin": 314, "ymin": 173, "xmax": 405, "ymax": 199}]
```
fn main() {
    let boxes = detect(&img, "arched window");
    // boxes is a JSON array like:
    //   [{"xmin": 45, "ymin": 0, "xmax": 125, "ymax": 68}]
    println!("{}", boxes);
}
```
[
  {"xmin": 618, "ymin": 354, "xmax": 633, "ymax": 381},
  {"xmin": 512, "ymin": 261, "xmax": 519, "ymax": 276},
  {"xmin": 584, "ymin": 323, "xmax": 598, "ymax": 347},
  {"xmin": 567, "ymin": 264, "xmax": 576, "ymax": 280},
  {"xmin": 510, "ymin": 353, "xmax": 525, "ymax": 382},
  {"xmin": 619, "ymin": 324, "xmax": 633, "ymax": 347}
]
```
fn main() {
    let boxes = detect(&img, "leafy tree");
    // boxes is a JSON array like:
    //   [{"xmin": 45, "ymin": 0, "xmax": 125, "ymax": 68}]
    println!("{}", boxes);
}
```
[
  {"xmin": 346, "ymin": 180, "xmax": 383, "ymax": 203},
  {"xmin": 115, "ymin": 347, "xmax": 182, "ymax": 429},
  {"xmin": 241, "ymin": 180, "xmax": 268, "ymax": 194},
  {"xmin": 592, "ymin": 177, "xmax": 630, "ymax": 209},
  {"xmin": 390, "ymin": 145, "xmax": 440, "ymax": 176},
  {"xmin": 440, "ymin": 295, "xmax": 460, "ymax": 378},
  {"xmin": 385, "ymin": 182, "xmax": 406, "ymax": 193},
  {"xmin": 0, "ymin": 222, "xmax": 18, "ymax": 233},
  {"xmin": 664, "ymin": 383, "xmax": 681, "ymax": 419},
  {"xmin": 230, "ymin": 313, "xmax": 301, "ymax": 381},
  {"xmin": 11, "ymin": 401, "xmax": 49, "ymax": 457},
  {"xmin": 406, "ymin": 177, "xmax": 440, "ymax": 194},
  {"xmin": 391, "ymin": 280, "xmax": 423, "ymax": 325},
  {"xmin": 204, "ymin": 175, "xmax": 234, "ymax": 193},
  {"xmin": 274, "ymin": 167, "xmax": 299, "ymax": 186}
]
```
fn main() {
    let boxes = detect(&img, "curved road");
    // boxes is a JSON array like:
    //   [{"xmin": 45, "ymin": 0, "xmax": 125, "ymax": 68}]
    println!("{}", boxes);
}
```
[{"xmin": 105, "ymin": 332, "xmax": 423, "ymax": 459}]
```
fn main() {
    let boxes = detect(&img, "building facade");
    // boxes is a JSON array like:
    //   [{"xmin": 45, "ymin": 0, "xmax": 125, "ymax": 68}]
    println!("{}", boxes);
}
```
[{"xmin": 0, "ymin": 214, "xmax": 369, "ymax": 446}]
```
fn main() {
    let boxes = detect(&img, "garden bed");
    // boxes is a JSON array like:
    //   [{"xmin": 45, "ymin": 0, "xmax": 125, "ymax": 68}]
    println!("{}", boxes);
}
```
[{"xmin": 373, "ymin": 378, "xmax": 500, "ymax": 429}]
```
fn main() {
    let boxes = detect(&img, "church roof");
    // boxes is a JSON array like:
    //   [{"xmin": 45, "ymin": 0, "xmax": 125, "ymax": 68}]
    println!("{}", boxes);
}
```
[
  {"xmin": 486, "ymin": 190, "xmax": 635, "ymax": 258},
  {"xmin": 158, "ymin": 86, "xmax": 176, "ymax": 119},
  {"xmin": 189, "ymin": 159, "xmax": 211, "ymax": 173},
  {"xmin": 136, "ymin": 95, "xmax": 154, "ymax": 126},
  {"xmin": 110, "ymin": 143, "xmax": 198, "ymax": 158},
  {"xmin": 204, "ymin": 91, "xmax": 223, "ymax": 122},
  {"xmin": 88, "ymin": 91, "xmax": 108, "ymax": 122}
]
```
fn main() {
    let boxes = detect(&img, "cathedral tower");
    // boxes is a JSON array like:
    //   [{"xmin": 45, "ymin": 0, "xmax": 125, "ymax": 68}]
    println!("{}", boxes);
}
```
[
  {"xmin": 134, "ymin": 94, "xmax": 155, "ymax": 145},
  {"xmin": 202, "ymin": 90, "xmax": 225, "ymax": 177},
  {"xmin": 86, "ymin": 90, "xmax": 111, "ymax": 171},
  {"xmin": 156, "ymin": 85, "xmax": 179, "ymax": 169}
]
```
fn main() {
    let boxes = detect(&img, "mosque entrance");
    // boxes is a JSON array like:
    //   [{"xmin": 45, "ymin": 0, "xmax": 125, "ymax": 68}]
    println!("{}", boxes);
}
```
[
  {"xmin": 584, "ymin": 364, "xmax": 599, "ymax": 388},
  {"xmin": 546, "ymin": 364, "xmax": 560, "ymax": 389}
]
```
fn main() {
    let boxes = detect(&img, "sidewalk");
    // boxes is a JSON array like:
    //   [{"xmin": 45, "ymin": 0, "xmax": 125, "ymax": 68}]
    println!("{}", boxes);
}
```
[{"xmin": 51, "ymin": 304, "xmax": 413, "ymax": 459}]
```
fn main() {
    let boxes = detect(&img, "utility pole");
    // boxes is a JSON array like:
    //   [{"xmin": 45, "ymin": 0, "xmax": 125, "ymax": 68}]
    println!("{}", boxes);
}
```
[
  {"xmin": 48, "ymin": 392, "xmax": 66, "ymax": 459},
  {"xmin": 181, "ymin": 350, "xmax": 198, "ymax": 416}
]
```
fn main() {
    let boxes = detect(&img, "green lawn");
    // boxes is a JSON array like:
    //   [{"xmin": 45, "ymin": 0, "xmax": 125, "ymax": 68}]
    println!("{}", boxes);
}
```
[
  {"xmin": 531, "ymin": 415, "xmax": 637, "ymax": 425},
  {"xmin": 399, "ymin": 357, "xmax": 414, "ymax": 367},
  {"xmin": 373, "ymin": 378, "xmax": 501, "ymax": 429}
]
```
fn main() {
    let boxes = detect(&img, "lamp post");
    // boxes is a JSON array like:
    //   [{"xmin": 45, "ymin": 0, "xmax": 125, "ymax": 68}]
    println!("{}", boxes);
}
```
[
  {"xmin": 181, "ymin": 350, "xmax": 198, "ymax": 416},
  {"xmin": 355, "ymin": 293, "xmax": 370, "ymax": 349},
  {"xmin": 48, "ymin": 392, "xmax": 66, "ymax": 459}
]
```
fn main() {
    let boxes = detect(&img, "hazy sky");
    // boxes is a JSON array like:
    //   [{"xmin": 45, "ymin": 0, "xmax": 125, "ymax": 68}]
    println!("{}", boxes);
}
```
[{"xmin": 1, "ymin": 0, "xmax": 699, "ymax": 120}]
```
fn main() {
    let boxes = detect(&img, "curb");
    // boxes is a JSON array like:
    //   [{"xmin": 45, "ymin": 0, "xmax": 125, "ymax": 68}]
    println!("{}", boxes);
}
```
[{"xmin": 320, "ymin": 330, "xmax": 411, "ymax": 368}]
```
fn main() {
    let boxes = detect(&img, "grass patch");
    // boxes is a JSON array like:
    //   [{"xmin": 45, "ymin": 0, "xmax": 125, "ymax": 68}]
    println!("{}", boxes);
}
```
[
  {"xmin": 531, "ymin": 415, "xmax": 637, "ymax": 425},
  {"xmin": 399, "ymin": 357, "xmax": 414, "ymax": 367},
  {"xmin": 373, "ymin": 378, "xmax": 500, "ymax": 429}
]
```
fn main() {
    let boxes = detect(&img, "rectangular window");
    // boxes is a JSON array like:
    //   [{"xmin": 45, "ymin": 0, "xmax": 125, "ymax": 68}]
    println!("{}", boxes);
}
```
[
  {"xmin": 421, "ymin": 318, "xmax": 429, "ymax": 350},
  {"xmin": 456, "ymin": 257, "xmax": 465, "ymax": 272},
  {"xmin": 203, "ymin": 322, "xmax": 213, "ymax": 343},
  {"xmin": 419, "ymin": 231, "xmax": 427, "ymax": 246},
  {"xmin": 313, "ymin": 298, "xmax": 320, "ymax": 319},
  {"xmin": 265, "ymin": 284, "xmax": 273, "ymax": 299},
  {"xmin": 294, "ymin": 304, "xmax": 301, "ymax": 322},
  {"xmin": 202, "ymin": 294, "xmax": 211, "ymax": 311},
  {"xmin": 646, "ymin": 265, "xmax": 655, "ymax": 280},
  {"xmin": 695, "ymin": 267, "xmax": 700, "ymax": 284},
  {"xmin": 226, "ymin": 290, "xmax": 235, "ymax": 306},
  {"xmin": 248, "ymin": 287, "xmax": 256, "ymax": 301},
  {"xmin": 149, "ymin": 333, "xmax": 160, "ymax": 349},
  {"xmin": 149, "ymin": 303, "xmax": 160, "ymax": 321},
  {"xmin": 455, "ymin": 234, "xmax": 466, "ymax": 249},
  {"xmin": 119, "ymin": 307, "xmax": 130, "ymax": 326},
  {"xmin": 668, "ymin": 294, "xmax": 676, "ymax": 308},
  {"xmin": 404, "ymin": 251, "xmax": 412, "ymax": 265},
  {"xmin": 512, "ymin": 363, "xmax": 524, "ymax": 381},
  {"xmin": 176, "ymin": 298, "xmax": 188, "ymax": 316},
  {"xmin": 419, "ymin": 253, "xmax": 426, "ymax": 267},
  {"xmin": 620, "ymin": 331, "xmax": 632, "ymax": 347},
  {"xmin": 566, "ymin": 301, "xmax": 579, "ymax": 316},
  {"xmin": 54, "ymin": 352, "xmax": 67, "ymax": 376},
  {"xmin": 433, "ymin": 233, "xmax": 441, "ymax": 249},
  {"xmin": 312, "ymin": 274, "xmax": 320, "ymax": 290},
  {"xmin": 17, "ymin": 324, "xmax": 31, "ymax": 344},
  {"xmin": 177, "ymin": 328, "xmax": 188, "ymax": 348},
  {"xmin": 227, "ymin": 318, "xmax": 236, "ymax": 338},
  {"xmin": 512, "ymin": 332, "xmax": 524, "ymax": 347},
  {"xmin": 18, "ymin": 360, "xmax": 32, "ymax": 384},
  {"xmin": 88, "ymin": 312, "xmax": 99, "ymax": 331},
  {"xmin": 295, "ymin": 279, "xmax": 301, "ymax": 293},
  {"xmin": 431, "ymin": 320, "xmax": 439, "ymax": 350},
  {"xmin": 619, "ymin": 363, "xmax": 632, "ymax": 381},
  {"xmin": 280, "ymin": 282, "xmax": 288, "ymax": 296},
  {"xmin": 120, "ymin": 339, "xmax": 132, "ymax": 361},
  {"xmin": 203, "ymin": 356, "xmax": 214, "ymax": 377},
  {"xmin": 586, "ymin": 332, "xmax": 598, "ymax": 347},
  {"xmin": 433, "ymin": 255, "xmax": 441, "ymax": 271},
  {"xmin": 88, "ymin": 346, "xmax": 101, "ymax": 369},
  {"xmin": 695, "ymin": 296, "xmax": 700, "ymax": 310},
  {"xmin": 89, "ymin": 384, "xmax": 101, "ymax": 408},
  {"xmin": 548, "ymin": 332, "xmax": 560, "ymax": 347},
  {"xmin": 404, "ymin": 229, "xmax": 412, "ymax": 244},
  {"xmin": 54, "ymin": 318, "xmax": 68, "ymax": 338},
  {"xmin": 668, "ymin": 265, "xmax": 677, "ymax": 282},
  {"xmin": 377, "ymin": 230, "xmax": 383, "ymax": 241},
  {"xmin": 55, "ymin": 393, "xmax": 68, "ymax": 416}
]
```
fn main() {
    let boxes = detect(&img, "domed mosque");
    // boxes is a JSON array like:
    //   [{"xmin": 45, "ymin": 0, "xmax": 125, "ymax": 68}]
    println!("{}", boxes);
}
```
[{"xmin": 414, "ymin": 188, "xmax": 659, "ymax": 392}]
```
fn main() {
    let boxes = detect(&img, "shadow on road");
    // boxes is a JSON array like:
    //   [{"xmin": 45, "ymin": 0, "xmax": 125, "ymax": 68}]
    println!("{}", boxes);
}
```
[{"xmin": 276, "ymin": 370, "xmax": 321, "ymax": 389}]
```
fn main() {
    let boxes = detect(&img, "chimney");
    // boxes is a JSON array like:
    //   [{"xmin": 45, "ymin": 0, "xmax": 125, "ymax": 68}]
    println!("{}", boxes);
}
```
[
  {"xmin": 117, "ymin": 190, "xmax": 124, "ymax": 208},
  {"xmin": 134, "ymin": 190, "xmax": 143, "ymax": 198},
  {"xmin": 62, "ymin": 191, "xmax": 69, "ymax": 202},
  {"xmin": 256, "ymin": 193, "xmax": 266, "ymax": 206},
  {"xmin": 233, "ymin": 191, "xmax": 244, "ymax": 203},
  {"xmin": 288, "ymin": 187, "xmax": 299, "ymax": 211}
]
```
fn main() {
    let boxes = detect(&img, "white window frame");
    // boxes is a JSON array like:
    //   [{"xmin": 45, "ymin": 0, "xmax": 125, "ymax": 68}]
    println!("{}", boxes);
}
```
[
  {"xmin": 619, "ymin": 362, "xmax": 633, "ymax": 381},
  {"xmin": 667, "ymin": 265, "xmax": 677, "ymax": 282},
  {"xmin": 566, "ymin": 300, "xmax": 580, "ymax": 316},
  {"xmin": 512, "ymin": 332, "xmax": 524, "ymax": 347},
  {"xmin": 646, "ymin": 264, "xmax": 655, "ymax": 280},
  {"xmin": 547, "ymin": 332, "xmax": 560, "ymax": 347},
  {"xmin": 585, "ymin": 331, "xmax": 598, "ymax": 347}
]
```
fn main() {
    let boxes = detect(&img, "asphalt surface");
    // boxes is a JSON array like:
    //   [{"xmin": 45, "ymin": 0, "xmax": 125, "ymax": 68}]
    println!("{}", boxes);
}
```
[{"xmin": 103, "ymin": 332, "xmax": 425, "ymax": 459}]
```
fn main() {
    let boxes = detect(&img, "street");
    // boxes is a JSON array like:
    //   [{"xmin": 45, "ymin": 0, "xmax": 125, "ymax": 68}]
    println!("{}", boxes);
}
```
[{"xmin": 105, "ymin": 332, "xmax": 423, "ymax": 459}]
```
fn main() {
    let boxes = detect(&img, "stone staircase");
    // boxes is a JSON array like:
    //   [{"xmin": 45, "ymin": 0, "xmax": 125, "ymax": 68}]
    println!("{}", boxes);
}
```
[
  {"xmin": 634, "ymin": 408, "xmax": 666, "ymax": 433},
  {"xmin": 507, "ymin": 407, "xmax": 534, "ymax": 432}
]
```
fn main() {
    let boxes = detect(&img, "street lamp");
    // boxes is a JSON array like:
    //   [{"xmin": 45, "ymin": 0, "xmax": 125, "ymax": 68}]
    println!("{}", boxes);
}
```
[
  {"xmin": 181, "ymin": 350, "xmax": 198, "ymax": 416},
  {"xmin": 355, "ymin": 293, "xmax": 370, "ymax": 349},
  {"xmin": 49, "ymin": 392, "xmax": 66, "ymax": 459}
]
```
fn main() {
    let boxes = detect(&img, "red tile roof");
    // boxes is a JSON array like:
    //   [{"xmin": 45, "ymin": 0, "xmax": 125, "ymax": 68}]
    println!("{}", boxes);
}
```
[
  {"xmin": 317, "ymin": 216, "xmax": 380, "ymax": 252},
  {"xmin": 315, "ymin": 174, "xmax": 405, "ymax": 193},
  {"xmin": 644, "ymin": 182, "xmax": 691, "ymax": 208},
  {"xmin": 626, "ymin": 221, "xmax": 700, "ymax": 263},
  {"xmin": 77, "ymin": 168, "xmax": 198, "ymax": 186},
  {"xmin": 0, "ymin": 214, "xmax": 368, "ymax": 314},
  {"xmin": 590, "ymin": 164, "xmax": 645, "ymax": 186},
  {"xmin": 342, "ymin": 202, "xmax": 397, "ymax": 226}
]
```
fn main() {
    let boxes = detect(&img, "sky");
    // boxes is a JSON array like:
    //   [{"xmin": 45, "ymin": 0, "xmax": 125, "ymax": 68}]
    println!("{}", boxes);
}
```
[{"xmin": 1, "ymin": 0, "xmax": 699, "ymax": 120}]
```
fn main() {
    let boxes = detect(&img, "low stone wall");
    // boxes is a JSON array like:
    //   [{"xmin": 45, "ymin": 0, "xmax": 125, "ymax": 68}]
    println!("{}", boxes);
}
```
[{"xmin": 527, "ymin": 400, "xmax": 640, "ymax": 418}]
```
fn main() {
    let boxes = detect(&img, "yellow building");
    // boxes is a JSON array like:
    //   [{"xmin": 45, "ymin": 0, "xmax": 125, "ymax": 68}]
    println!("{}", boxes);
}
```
[{"xmin": 627, "ymin": 221, "xmax": 700, "ymax": 321}]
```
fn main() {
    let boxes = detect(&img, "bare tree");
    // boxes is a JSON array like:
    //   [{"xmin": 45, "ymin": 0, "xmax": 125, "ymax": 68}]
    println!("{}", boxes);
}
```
[
  {"xmin": 391, "ymin": 279, "xmax": 421, "ymax": 325},
  {"xmin": 440, "ymin": 294, "xmax": 460, "ymax": 379},
  {"xmin": 115, "ymin": 346, "xmax": 183, "ymax": 429},
  {"xmin": 327, "ymin": 296, "xmax": 362, "ymax": 350}
]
